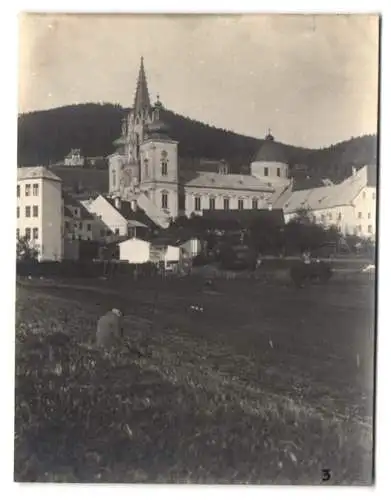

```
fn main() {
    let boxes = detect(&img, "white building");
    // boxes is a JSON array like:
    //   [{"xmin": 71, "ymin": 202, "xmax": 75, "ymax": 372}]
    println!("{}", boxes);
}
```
[
  {"xmin": 118, "ymin": 237, "xmax": 151, "ymax": 264},
  {"xmin": 64, "ymin": 149, "xmax": 84, "ymax": 167},
  {"xmin": 118, "ymin": 234, "xmax": 200, "ymax": 269},
  {"xmin": 274, "ymin": 165, "xmax": 377, "ymax": 240},
  {"xmin": 79, "ymin": 194, "xmax": 149, "ymax": 243},
  {"xmin": 17, "ymin": 166, "xmax": 64, "ymax": 261},
  {"xmin": 107, "ymin": 57, "xmax": 290, "ymax": 229}
]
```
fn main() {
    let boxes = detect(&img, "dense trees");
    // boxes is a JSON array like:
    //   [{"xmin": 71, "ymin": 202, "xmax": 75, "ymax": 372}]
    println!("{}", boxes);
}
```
[
  {"xmin": 18, "ymin": 103, "xmax": 377, "ymax": 187},
  {"xmin": 170, "ymin": 209, "xmax": 345, "ymax": 258},
  {"xmin": 283, "ymin": 210, "xmax": 341, "ymax": 255},
  {"xmin": 16, "ymin": 236, "xmax": 39, "ymax": 262}
]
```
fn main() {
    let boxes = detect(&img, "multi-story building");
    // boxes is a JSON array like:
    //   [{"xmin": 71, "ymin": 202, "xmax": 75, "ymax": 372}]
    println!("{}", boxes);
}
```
[
  {"xmin": 63, "ymin": 192, "xmax": 95, "ymax": 241},
  {"xmin": 107, "ymin": 57, "xmax": 291, "ymax": 229},
  {"xmin": 274, "ymin": 165, "xmax": 377, "ymax": 240},
  {"xmin": 17, "ymin": 166, "xmax": 64, "ymax": 261}
]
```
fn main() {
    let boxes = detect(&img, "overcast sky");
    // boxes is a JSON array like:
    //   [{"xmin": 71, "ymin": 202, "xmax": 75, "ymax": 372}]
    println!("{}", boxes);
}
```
[{"xmin": 18, "ymin": 13, "xmax": 379, "ymax": 149}]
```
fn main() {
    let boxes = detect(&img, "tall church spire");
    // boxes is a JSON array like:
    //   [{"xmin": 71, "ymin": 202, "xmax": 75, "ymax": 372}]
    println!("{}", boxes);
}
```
[{"xmin": 133, "ymin": 56, "xmax": 151, "ymax": 115}]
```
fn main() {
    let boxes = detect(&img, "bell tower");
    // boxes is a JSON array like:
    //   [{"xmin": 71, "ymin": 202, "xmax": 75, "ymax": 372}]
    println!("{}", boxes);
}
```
[
  {"xmin": 109, "ymin": 57, "xmax": 153, "ymax": 196},
  {"xmin": 139, "ymin": 95, "xmax": 179, "ymax": 219}
]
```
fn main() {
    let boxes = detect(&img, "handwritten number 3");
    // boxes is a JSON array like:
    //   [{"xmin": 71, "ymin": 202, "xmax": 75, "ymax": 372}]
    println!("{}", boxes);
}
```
[{"xmin": 322, "ymin": 469, "xmax": 331, "ymax": 481}]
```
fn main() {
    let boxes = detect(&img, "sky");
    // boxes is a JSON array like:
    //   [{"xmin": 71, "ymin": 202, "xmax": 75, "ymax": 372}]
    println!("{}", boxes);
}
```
[{"xmin": 18, "ymin": 13, "xmax": 379, "ymax": 149}]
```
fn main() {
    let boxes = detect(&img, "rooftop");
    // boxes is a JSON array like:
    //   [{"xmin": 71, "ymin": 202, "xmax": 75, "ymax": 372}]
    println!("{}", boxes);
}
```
[
  {"xmin": 274, "ymin": 165, "xmax": 376, "ymax": 213},
  {"xmin": 183, "ymin": 171, "xmax": 275, "ymax": 193},
  {"xmin": 17, "ymin": 166, "xmax": 62, "ymax": 182},
  {"xmin": 103, "ymin": 196, "xmax": 157, "ymax": 229},
  {"xmin": 201, "ymin": 209, "xmax": 285, "ymax": 228},
  {"xmin": 63, "ymin": 192, "xmax": 95, "ymax": 220},
  {"xmin": 253, "ymin": 133, "xmax": 289, "ymax": 164}
]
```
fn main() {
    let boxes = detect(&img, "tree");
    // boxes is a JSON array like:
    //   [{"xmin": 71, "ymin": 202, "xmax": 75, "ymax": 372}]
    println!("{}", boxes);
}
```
[
  {"xmin": 249, "ymin": 216, "xmax": 284, "ymax": 255},
  {"xmin": 16, "ymin": 236, "xmax": 39, "ymax": 262},
  {"xmin": 283, "ymin": 208, "xmax": 338, "ymax": 255}
]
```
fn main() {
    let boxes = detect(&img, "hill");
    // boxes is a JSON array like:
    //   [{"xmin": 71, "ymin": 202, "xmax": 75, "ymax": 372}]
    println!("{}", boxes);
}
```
[{"xmin": 18, "ymin": 103, "xmax": 378, "ymax": 186}]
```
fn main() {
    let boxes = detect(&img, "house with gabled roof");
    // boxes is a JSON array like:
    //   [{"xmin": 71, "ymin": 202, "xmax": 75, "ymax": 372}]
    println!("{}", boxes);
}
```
[
  {"xmin": 63, "ymin": 192, "xmax": 96, "ymax": 241},
  {"xmin": 273, "ymin": 165, "xmax": 377, "ymax": 239},
  {"xmin": 79, "ymin": 193, "xmax": 153, "ymax": 243}
]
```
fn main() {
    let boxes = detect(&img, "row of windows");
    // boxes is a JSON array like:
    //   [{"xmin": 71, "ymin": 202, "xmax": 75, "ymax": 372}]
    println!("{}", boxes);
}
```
[
  {"xmin": 17, "ymin": 205, "xmax": 39, "ymax": 218},
  {"xmin": 17, "ymin": 227, "xmax": 39, "ymax": 240},
  {"xmin": 65, "ymin": 221, "xmax": 92, "ymax": 231},
  {"xmin": 263, "ymin": 167, "xmax": 280, "ymax": 177},
  {"xmin": 362, "ymin": 191, "xmax": 376, "ymax": 200},
  {"xmin": 69, "ymin": 235, "xmax": 92, "ymax": 241},
  {"xmin": 356, "ymin": 225, "xmax": 374, "ymax": 234},
  {"xmin": 143, "ymin": 159, "xmax": 168, "ymax": 178},
  {"xmin": 65, "ymin": 226, "xmax": 120, "ymax": 237},
  {"xmin": 357, "ymin": 212, "xmax": 372, "ymax": 219},
  {"xmin": 192, "ymin": 196, "xmax": 260, "ymax": 211},
  {"xmin": 316, "ymin": 211, "xmax": 372, "ymax": 222},
  {"xmin": 161, "ymin": 193, "xmax": 263, "ymax": 211},
  {"xmin": 313, "ymin": 221, "xmax": 374, "ymax": 234},
  {"xmin": 100, "ymin": 228, "xmax": 120, "ymax": 237},
  {"xmin": 17, "ymin": 183, "xmax": 39, "ymax": 197},
  {"xmin": 112, "ymin": 159, "xmax": 169, "ymax": 186}
]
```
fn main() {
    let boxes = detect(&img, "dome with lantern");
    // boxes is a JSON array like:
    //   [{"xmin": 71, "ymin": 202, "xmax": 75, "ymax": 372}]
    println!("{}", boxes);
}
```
[
  {"xmin": 253, "ymin": 130, "xmax": 288, "ymax": 164},
  {"xmin": 145, "ymin": 94, "xmax": 171, "ymax": 140},
  {"xmin": 250, "ymin": 130, "xmax": 290, "ymax": 184}
]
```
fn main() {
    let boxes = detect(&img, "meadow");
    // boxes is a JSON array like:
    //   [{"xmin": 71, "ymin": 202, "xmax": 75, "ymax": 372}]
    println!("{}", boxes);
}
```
[{"xmin": 14, "ymin": 273, "xmax": 375, "ymax": 484}]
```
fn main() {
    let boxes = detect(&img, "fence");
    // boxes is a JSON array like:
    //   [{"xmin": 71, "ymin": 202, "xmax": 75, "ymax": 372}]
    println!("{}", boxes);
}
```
[{"xmin": 16, "ymin": 260, "xmax": 158, "ymax": 279}]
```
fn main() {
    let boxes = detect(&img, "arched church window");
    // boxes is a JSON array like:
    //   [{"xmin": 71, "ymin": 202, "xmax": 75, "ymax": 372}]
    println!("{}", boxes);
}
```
[
  {"xmin": 112, "ymin": 170, "xmax": 116, "ymax": 187},
  {"xmin": 144, "ymin": 158, "xmax": 149, "ymax": 178},
  {"xmin": 161, "ymin": 151, "xmax": 168, "ymax": 176},
  {"xmin": 238, "ymin": 199, "xmax": 244, "ymax": 210},
  {"xmin": 223, "ymin": 197, "xmax": 230, "ymax": 211},
  {"xmin": 209, "ymin": 196, "xmax": 216, "ymax": 210},
  {"xmin": 161, "ymin": 191, "xmax": 168, "ymax": 209},
  {"xmin": 252, "ymin": 198, "xmax": 258, "ymax": 209}
]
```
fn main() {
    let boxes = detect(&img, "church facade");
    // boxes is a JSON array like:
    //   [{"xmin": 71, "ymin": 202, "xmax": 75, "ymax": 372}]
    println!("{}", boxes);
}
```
[{"xmin": 108, "ymin": 57, "xmax": 291, "ymax": 228}]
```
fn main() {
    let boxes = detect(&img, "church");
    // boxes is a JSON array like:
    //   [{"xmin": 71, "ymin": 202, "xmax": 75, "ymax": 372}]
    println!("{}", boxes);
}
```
[{"xmin": 108, "ymin": 57, "xmax": 291, "ymax": 228}]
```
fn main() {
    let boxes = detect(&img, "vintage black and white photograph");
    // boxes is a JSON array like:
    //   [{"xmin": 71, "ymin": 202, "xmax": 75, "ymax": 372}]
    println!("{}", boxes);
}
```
[{"xmin": 15, "ymin": 13, "xmax": 379, "ymax": 485}]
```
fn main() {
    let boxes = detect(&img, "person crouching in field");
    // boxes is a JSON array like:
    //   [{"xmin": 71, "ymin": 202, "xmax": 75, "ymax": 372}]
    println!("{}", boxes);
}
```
[
  {"xmin": 96, "ymin": 308, "xmax": 149, "ymax": 358},
  {"xmin": 96, "ymin": 308, "xmax": 124, "ymax": 350}
]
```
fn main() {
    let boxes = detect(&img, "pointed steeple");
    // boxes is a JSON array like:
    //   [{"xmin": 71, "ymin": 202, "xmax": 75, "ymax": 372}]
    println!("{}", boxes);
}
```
[{"xmin": 133, "ymin": 56, "xmax": 151, "ymax": 115}]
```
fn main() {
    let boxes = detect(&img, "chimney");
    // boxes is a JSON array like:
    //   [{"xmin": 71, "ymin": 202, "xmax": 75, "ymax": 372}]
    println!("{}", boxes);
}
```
[
  {"xmin": 352, "ymin": 166, "xmax": 357, "ymax": 176},
  {"xmin": 114, "ymin": 196, "xmax": 121, "ymax": 210},
  {"xmin": 131, "ymin": 199, "xmax": 137, "ymax": 212}
]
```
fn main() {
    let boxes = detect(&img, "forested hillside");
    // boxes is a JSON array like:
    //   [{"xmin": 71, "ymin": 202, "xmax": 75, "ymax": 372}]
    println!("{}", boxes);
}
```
[{"xmin": 18, "ymin": 103, "xmax": 377, "ymax": 184}]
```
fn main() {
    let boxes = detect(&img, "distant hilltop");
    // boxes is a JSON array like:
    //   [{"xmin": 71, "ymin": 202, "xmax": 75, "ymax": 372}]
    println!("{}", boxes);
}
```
[{"xmin": 18, "ymin": 102, "xmax": 377, "ymax": 186}]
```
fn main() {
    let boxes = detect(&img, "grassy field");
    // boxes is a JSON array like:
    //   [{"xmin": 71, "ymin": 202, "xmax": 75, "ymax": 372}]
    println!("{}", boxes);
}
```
[{"xmin": 14, "ymin": 275, "xmax": 375, "ymax": 484}]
